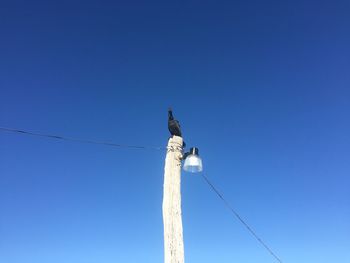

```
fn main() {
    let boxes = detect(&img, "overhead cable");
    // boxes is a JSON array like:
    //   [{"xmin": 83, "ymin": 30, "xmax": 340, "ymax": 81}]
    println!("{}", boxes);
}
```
[
  {"xmin": 201, "ymin": 174, "xmax": 283, "ymax": 263},
  {"xmin": 0, "ymin": 127, "xmax": 165, "ymax": 151}
]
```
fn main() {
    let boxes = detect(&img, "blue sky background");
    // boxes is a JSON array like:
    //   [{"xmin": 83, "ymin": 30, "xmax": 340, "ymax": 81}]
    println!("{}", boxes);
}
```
[{"xmin": 1, "ymin": 0, "xmax": 349, "ymax": 262}]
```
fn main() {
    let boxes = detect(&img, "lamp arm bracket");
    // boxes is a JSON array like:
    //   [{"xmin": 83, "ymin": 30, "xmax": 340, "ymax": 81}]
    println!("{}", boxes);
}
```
[{"xmin": 182, "ymin": 152, "xmax": 190, "ymax": 160}]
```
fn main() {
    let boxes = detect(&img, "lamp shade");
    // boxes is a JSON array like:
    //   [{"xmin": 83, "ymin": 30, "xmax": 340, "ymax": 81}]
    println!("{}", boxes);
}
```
[{"xmin": 183, "ymin": 147, "xmax": 203, "ymax": 173}]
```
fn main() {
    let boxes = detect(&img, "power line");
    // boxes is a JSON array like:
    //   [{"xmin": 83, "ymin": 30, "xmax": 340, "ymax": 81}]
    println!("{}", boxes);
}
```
[
  {"xmin": 201, "ymin": 174, "xmax": 283, "ymax": 263},
  {"xmin": 1, "ymin": 126, "xmax": 282, "ymax": 262},
  {"xmin": 0, "ymin": 127, "xmax": 165, "ymax": 151}
]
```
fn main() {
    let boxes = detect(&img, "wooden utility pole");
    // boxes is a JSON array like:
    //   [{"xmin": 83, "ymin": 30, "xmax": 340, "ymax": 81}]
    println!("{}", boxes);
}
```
[{"xmin": 162, "ymin": 135, "xmax": 185, "ymax": 263}]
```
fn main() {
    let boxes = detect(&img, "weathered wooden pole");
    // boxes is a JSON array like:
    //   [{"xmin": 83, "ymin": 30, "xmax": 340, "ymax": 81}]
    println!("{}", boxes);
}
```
[{"xmin": 162, "ymin": 135, "xmax": 185, "ymax": 263}]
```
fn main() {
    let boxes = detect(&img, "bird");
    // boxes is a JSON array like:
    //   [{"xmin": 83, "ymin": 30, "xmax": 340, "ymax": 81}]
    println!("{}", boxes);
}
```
[{"xmin": 168, "ymin": 108, "xmax": 182, "ymax": 137}]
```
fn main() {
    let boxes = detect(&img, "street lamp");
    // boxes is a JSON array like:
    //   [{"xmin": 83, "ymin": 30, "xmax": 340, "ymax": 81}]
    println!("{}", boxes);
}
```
[{"xmin": 183, "ymin": 147, "xmax": 203, "ymax": 173}]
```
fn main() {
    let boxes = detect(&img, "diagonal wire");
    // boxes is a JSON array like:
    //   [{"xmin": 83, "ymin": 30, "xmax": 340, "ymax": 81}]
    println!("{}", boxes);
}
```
[
  {"xmin": 201, "ymin": 173, "xmax": 283, "ymax": 263},
  {"xmin": 0, "ymin": 126, "xmax": 165, "ymax": 151}
]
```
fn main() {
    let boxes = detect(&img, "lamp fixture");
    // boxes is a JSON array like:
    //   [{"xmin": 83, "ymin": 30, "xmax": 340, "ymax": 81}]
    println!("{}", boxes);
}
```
[{"xmin": 183, "ymin": 147, "xmax": 203, "ymax": 173}]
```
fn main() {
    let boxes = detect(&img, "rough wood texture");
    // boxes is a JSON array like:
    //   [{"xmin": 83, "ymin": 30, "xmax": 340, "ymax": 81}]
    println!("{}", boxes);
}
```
[{"xmin": 163, "ymin": 136, "xmax": 185, "ymax": 263}]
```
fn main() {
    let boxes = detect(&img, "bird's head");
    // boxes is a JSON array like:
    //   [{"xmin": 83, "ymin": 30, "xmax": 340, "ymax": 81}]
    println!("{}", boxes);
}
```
[{"xmin": 168, "ymin": 107, "xmax": 174, "ymax": 120}]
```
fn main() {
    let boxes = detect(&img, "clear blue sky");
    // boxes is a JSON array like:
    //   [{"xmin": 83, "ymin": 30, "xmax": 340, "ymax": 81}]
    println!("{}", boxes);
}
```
[{"xmin": 1, "ymin": 1, "xmax": 349, "ymax": 262}]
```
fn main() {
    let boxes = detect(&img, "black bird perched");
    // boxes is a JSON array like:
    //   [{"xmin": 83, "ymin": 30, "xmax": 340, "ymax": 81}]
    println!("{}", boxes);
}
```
[{"xmin": 168, "ymin": 108, "xmax": 182, "ymax": 137}]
